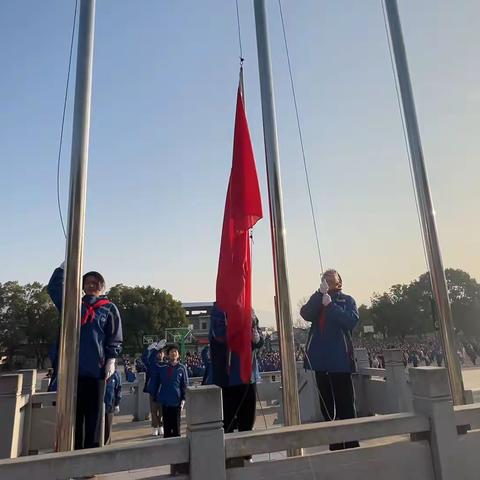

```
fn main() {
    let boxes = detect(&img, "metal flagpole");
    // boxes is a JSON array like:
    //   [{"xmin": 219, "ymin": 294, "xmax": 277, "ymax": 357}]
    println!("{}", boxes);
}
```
[
  {"xmin": 55, "ymin": 0, "xmax": 96, "ymax": 451},
  {"xmin": 253, "ymin": 0, "xmax": 302, "ymax": 445},
  {"xmin": 384, "ymin": 0, "xmax": 465, "ymax": 404}
]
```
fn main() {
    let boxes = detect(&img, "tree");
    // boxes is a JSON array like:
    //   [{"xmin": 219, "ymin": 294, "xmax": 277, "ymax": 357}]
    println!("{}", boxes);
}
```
[
  {"xmin": 107, "ymin": 284, "xmax": 187, "ymax": 354},
  {"xmin": 355, "ymin": 304, "xmax": 375, "ymax": 337},
  {"xmin": 0, "ymin": 282, "xmax": 58, "ymax": 369},
  {"xmin": 23, "ymin": 283, "xmax": 58, "ymax": 369},
  {"xmin": 1, "ymin": 280, "xmax": 188, "ymax": 367},
  {"xmin": 0, "ymin": 281, "xmax": 28, "ymax": 367},
  {"xmin": 369, "ymin": 284, "xmax": 420, "ymax": 338},
  {"xmin": 411, "ymin": 269, "xmax": 480, "ymax": 336},
  {"xmin": 367, "ymin": 269, "xmax": 480, "ymax": 339}
]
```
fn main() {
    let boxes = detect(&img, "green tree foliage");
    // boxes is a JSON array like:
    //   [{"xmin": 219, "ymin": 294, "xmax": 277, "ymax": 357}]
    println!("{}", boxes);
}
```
[
  {"xmin": 355, "ymin": 304, "xmax": 375, "ymax": 337},
  {"xmin": 0, "ymin": 281, "xmax": 28, "ymax": 364},
  {"xmin": 363, "ymin": 269, "xmax": 480, "ymax": 338},
  {"xmin": 0, "ymin": 282, "xmax": 58, "ymax": 368},
  {"xmin": 107, "ymin": 284, "xmax": 187, "ymax": 354},
  {"xmin": 0, "ymin": 280, "xmax": 187, "ymax": 367},
  {"xmin": 23, "ymin": 283, "xmax": 59, "ymax": 368}
]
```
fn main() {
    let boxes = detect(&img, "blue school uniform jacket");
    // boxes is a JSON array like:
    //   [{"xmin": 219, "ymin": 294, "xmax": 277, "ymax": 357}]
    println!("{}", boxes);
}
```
[
  {"xmin": 47, "ymin": 267, "xmax": 123, "ymax": 380},
  {"xmin": 148, "ymin": 362, "xmax": 188, "ymax": 407},
  {"xmin": 300, "ymin": 290, "xmax": 359, "ymax": 373},
  {"xmin": 124, "ymin": 367, "xmax": 136, "ymax": 383},
  {"xmin": 201, "ymin": 346, "xmax": 213, "ymax": 385}
]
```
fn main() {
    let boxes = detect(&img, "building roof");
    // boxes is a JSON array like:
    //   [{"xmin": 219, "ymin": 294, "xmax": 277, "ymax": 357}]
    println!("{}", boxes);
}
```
[{"xmin": 182, "ymin": 302, "xmax": 214, "ymax": 308}]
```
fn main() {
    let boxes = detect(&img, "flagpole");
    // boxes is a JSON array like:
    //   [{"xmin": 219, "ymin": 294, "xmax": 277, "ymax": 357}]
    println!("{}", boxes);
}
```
[
  {"xmin": 253, "ymin": 0, "xmax": 302, "ymax": 444},
  {"xmin": 56, "ymin": 0, "xmax": 96, "ymax": 451},
  {"xmin": 384, "ymin": 0, "xmax": 465, "ymax": 404}
]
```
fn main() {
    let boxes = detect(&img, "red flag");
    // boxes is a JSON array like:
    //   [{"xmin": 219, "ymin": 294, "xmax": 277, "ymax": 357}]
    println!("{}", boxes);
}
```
[{"xmin": 215, "ymin": 82, "xmax": 263, "ymax": 384}]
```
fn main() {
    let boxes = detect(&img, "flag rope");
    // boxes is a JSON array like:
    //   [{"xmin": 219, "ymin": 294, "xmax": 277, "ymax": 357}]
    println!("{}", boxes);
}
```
[
  {"xmin": 235, "ymin": 0, "xmax": 244, "ymax": 64},
  {"xmin": 278, "ymin": 0, "xmax": 324, "ymax": 274},
  {"xmin": 56, "ymin": 0, "xmax": 79, "ymax": 239}
]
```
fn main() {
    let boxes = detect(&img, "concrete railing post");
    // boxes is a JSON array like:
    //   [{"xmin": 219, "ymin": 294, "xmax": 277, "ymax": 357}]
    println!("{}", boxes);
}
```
[
  {"xmin": 353, "ymin": 348, "xmax": 370, "ymax": 417},
  {"xmin": 385, "ymin": 349, "xmax": 412, "ymax": 413},
  {"xmin": 40, "ymin": 378, "xmax": 50, "ymax": 392},
  {"xmin": 410, "ymin": 367, "xmax": 459, "ymax": 480},
  {"xmin": 187, "ymin": 385, "xmax": 226, "ymax": 480},
  {"xmin": 355, "ymin": 348, "xmax": 370, "ymax": 370},
  {"xmin": 133, "ymin": 373, "xmax": 148, "ymax": 421},
  {"xmin": 17, "ymin": 370, "xmax": 36, "ymax": 396},
  {"xmin": 17, "ymin": 370, "xmax": 36, "ymax": 456},
  {"xmin": 297, "ymin": 368, "xmax": 321, "ymax": 423},
  {"xmin": 0, "ymin": 374, "xmax": 24, "ymax": 459}
]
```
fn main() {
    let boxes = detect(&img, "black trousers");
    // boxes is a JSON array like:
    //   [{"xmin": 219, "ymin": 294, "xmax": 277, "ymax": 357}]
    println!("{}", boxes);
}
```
[
  {"xmin": 162, "ymin": 406, "xmax": 181, "ymax": 438},
  {"xmin": 104, "ymin": 411, "xmax": 114, "ymax": 445},
  {"xmin": 222, "ymin": 383, "xmax": 256, "ymax": 434},
  {"xmin": 75, "ymin": 376, "xmax": 106, "ymax": 449},
  {"xmin": 315, "ymin": 371, "xmax": 359, "ymax": 451}
]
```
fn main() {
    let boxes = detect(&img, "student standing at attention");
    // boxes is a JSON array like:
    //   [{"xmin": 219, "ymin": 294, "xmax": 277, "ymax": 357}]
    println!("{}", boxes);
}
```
[
  {"xmin": 47, "ymin": 263, "xmax": 123, "ymax": 449},
  {"xmin": 148, "ymin": 344, "xmax": 188, "ymax": 438}
]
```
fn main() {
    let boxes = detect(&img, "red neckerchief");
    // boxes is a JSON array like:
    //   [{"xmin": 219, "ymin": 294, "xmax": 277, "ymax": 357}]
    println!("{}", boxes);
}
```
[
  {"xmin": 167, "ymin": 363, "xmax": 177, "ymax": 380},
  {"xmin": 319, "ymin": 289, "xmax": 341, "ymax": 333},
  {"xmin": 319, "ymin": 307, "xmax": 327, "ymax": 334},
  {"xmin": 81, "ymin": 298, "xmax": 110, "ymax": 326}
]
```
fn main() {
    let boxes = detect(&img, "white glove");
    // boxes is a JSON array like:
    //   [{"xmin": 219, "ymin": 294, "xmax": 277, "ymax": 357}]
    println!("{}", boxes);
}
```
[
  {"xmin": 105, "ymin": 359, "xmax": 116, "ymax": 379},
  {"xmin": 114, "ymin": 405, "xmax": 120, "ymax": 414},
  {"xmin": 322, "ymin": 293, "xmax": 332, "ymax": 307},
  {"xmin": 180, "ymin": 400, "xmax": 185, "ymax": 411},
  {"xmin": 59, "ymin": 261, "xmax": 65, "ymax": 269},
  {"xmin": 319, "ymin": 278, "xmax": 329, "ymax": 295},
  {"xmin": 147, "ymin": 342, "xmax": 158, "ymax": 351}
]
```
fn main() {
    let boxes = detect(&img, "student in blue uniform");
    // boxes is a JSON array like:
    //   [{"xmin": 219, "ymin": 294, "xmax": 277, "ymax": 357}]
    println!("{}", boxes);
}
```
[
  {"xmin": 300, "ymin": 268, "xmax": 359, "ymax": 450},
  {"xmin": 148, "ymin": 344, "xmax": 188, "ymax": 438},
  {"xmin": 147, "ymin": 346, "xmax": 166, "ymax": 436},
  {"xmin": 124, "ymin": 361, "xmax": 136, "ymax": 383},
  {"xmin": 104, "ymin": 370, "xmax": 122, "ymax": 445},
  {"xmin": 209, "ymin": 306, "xmax": 264, "ymax": 433},
  {"xmin": 47, "ymin": 263, "xmax": 123, "ymax": 449},
  {"xmin": 201, "ymin": 345, "xmax": 212, "ymax": 386}
]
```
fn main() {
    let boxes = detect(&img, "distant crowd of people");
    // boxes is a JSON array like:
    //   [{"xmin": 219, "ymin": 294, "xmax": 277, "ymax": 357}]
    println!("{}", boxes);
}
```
[
  {"xmin": 126, "ymin": 336, "xmax": 480, "ymax": 383},
  {"xmin": 132, "ymin": 349, "xmax": 286, "ymax": 376},
  {"xmin": 354, "ymin": 337, "xmax": 480, "ymax": 368}
]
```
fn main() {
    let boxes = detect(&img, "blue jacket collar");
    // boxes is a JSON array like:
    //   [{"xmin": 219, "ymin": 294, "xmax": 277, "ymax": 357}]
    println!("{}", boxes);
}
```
[{"xmin": 82, "ymin": 294, "xmax": 108, "ymax": 305}]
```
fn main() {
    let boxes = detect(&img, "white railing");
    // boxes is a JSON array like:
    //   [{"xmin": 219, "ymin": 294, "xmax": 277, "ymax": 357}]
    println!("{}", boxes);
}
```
[
  {"xmin": 225, "ymin": 412, "xmax": 428, "ymax": 458},
  {"xmin": 454, "ymin": 403, "xmax": 480, "ymax": 431},
  {"xmin": 353, "ymin": 349, "xmax": 412, "ymax": 416},
  {"xmin": 0, "ymin": 436, "xmax": 188, "ymax": 480}
]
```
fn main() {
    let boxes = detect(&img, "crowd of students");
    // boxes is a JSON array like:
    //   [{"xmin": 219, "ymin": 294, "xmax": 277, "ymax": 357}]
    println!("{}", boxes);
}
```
[
  {"xmin": 355, "ymin": 337, "xmax": 480, "ymax": 368},
  {"xmin": 135, "ymin": 348, "xmax": 288, "ymax": 376}
]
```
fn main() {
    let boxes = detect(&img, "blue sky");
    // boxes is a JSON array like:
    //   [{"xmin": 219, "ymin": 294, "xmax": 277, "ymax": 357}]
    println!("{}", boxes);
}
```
[{"xmin": 1, "ymin": 1, "xmax": 479, "ymax": 327}]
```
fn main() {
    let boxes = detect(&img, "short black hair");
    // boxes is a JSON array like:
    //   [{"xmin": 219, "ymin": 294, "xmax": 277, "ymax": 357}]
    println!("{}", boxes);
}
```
[
  {"xmin": 82, "ymin": 271, "xmax": 106, "ymax": 289},
  {"xmin": 166, "ymin": 344, "xmax": 180, "ymax": 355}
]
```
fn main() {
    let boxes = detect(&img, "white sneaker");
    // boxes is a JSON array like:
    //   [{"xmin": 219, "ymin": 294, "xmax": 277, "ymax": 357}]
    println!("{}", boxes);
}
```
[
  {"xmin": 159, "ymin": 426, "xmax": 164, "ymax": 436},
  {"xmin": 153, "ymin": 428, "xmax": 159, "ymax": 436}
]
